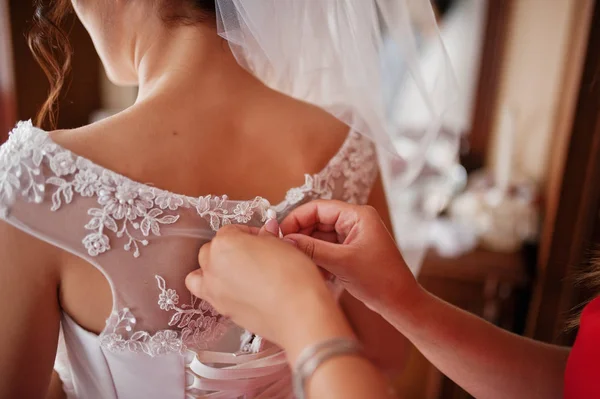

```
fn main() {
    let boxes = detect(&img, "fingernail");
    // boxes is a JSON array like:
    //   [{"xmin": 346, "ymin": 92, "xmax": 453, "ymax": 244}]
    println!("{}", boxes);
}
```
[
  {"xmin": 264, "ymin": 219, "xmax": 279, "ymax": 235},
  {"xmin": 283, "ymin": 238, "xmax": 297, "ymax": 247},
  {"xmin": 185, "ymin": 271, "xmax": 202, "ymax": 286}
]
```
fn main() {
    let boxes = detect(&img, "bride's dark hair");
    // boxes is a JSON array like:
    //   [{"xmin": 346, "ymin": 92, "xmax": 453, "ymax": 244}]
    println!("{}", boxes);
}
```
[{"xmin": 28, "ymin": 0, "xmax": 216, "ymax": 129}]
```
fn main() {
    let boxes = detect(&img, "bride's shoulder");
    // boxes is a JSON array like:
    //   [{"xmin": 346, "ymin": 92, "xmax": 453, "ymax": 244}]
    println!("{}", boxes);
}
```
[
  {"xmin": 0, "ymin": 118, "xmax": 123, "ymax": 181},
  {"xmin": 37, "ymin": 112, "xmax": 136, "ymax": 164},
  {"xmin": 0, "ymin": 120, "xmax": 54, "ymax": 164},
  {"xmin": 247, "ymin": 89, "xmax": 351, "ymax": 164},
  {"xmin": 0, "ymin": 121, "xmax": 74, "ymax": 277},
  {"xmin": 46, "ymin": 115, "xmax": 121, "ymax": 151},
  {"xmin": 2, "ymin": 118, "xmax": 108, "ymax": 152}
]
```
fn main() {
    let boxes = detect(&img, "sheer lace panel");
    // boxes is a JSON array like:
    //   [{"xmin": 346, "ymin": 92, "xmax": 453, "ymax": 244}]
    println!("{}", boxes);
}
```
[{"xmin": 0, "ymin": 120, "xmax": 378, "ymax": 357}]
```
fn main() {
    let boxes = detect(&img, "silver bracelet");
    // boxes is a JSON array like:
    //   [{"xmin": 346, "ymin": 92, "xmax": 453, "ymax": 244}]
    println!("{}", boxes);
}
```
[{"xmin": 292, "ymin": 337, "xmax": 363, "ymax": 399}]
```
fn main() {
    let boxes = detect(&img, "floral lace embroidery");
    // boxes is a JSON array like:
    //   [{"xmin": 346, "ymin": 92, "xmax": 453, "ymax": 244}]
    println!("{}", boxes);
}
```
[
  {"xmin": 191, "ymin": 195, "xmax": 269, "ymax": 231},
  {"xmin": 281, "ymin": 133, "xmax": 378, "ymax": 207},
  {"xmin": 156, "ymin": 276, "xmax": 229, "ymax": 350},
  {"xmin": 324, "ymin": 133, "xmax": 378, "ymax": 205},
  {"xmin": 0, "ymin": 121, "xmax": 56, "ymax": 217},
  {"xmin": 99, "ymin": 276, "xmax": 229, "ymax": 356},
  {"xmin": 50, "ymin": 166, "xmax": 184, "ymax": 257},
  {"xmin": 0, "ymin": 121, "xmax": 377, "ymax": 258}
]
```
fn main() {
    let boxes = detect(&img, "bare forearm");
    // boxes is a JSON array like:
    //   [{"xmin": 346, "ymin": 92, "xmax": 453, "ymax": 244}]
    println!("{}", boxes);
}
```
[
  {"xmin": 307, "ymin": 355, "xmax": 392, "ymax": 399},
  {"xmin": 382, "ymin": 288, "xmax": 569, "ymax": 399},
  {"xmin": 283, "ymin": 293, "xmax": 392, "ymax": 399}
]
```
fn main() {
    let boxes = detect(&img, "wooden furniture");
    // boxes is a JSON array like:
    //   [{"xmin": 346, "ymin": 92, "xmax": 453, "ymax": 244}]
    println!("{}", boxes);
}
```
[
  {"xmin": 421, "ymin": 249, "xmax": 528, "ymax": 326},
  {"xmin": 526, "ymin": 0, "xmax": 600, "ymax": 345},
  {"xmin": 462, "ymin": 0, "xmax": 514, "ymax": 172}
]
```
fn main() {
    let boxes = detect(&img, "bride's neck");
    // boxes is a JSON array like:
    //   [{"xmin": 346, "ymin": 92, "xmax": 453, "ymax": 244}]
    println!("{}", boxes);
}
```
[{"xmin": 133, "ymin": 24, "xmax": 254, "ymax": 103}]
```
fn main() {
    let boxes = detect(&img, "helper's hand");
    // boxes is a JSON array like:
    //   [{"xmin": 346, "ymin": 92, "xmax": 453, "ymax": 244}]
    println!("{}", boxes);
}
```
[
  {"xmin": 281, "ymin": 200, "xmax": 419, "ymax": 313},
  {"xmin": 186, "ymin": 220, "xmax": 354, "ymax": 358}
]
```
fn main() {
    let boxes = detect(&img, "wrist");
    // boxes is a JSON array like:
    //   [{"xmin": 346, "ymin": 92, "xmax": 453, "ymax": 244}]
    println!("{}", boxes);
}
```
[
  {"xmin": 279, "ymin": 288, "xmax": 355, "ymax": 365},
  {"xmin": 378, "ymin": 276, "xmax": 430, "ymax": 334},
  {"xmin": 292, "ymin": 336, "xmax": 364, "ymax": 399}
]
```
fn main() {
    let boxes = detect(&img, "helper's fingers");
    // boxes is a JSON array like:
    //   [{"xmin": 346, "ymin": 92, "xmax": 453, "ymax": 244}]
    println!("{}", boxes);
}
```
[
  {"xmin": 259, "ymin": 219, "xmax": 280, "ymax": 237},
  {"xmin": 310, "ymin": 231, "xmax": 339, "ymax": 244},
  {"xmin": 198, "ymin": 242, "xmax": 211, "ymax": 269},
  {"xmin": 185, "ymin": 270, "xmax": 205, "ymax": 299},
  {"xmin": 217, "ymin": 224, "xmax": 262, "ymax": 237},
  {"xmin": 285, "ymin": 233, "xmax": 351, "ymax": 276},
  {"xmin": 280, "ymin": 200, "xmax": 360, "ymax": 238}
]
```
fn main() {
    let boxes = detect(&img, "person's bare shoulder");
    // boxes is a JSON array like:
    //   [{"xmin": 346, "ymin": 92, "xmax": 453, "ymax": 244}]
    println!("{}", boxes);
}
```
[
  {"xmin": 47, "ymin": 110, "xmax": 139, "ymax": 164},
  {"xmin": 242, "ymin": 87, "xmax": 351, "ymax": 173}
]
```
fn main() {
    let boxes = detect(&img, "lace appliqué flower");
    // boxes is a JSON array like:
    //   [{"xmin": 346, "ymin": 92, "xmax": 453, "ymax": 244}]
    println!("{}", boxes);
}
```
[
  {"xmin": 99, "ymin": 276, "xmax": 229, "ymax": 357},
  {"xmin": 83, "ymin": 233, "xmax": 111, "ymax": 257},
  {"xmin": 281, "ymin": 174, "xmax": 334, "ymax": 206},
  {"xmin": 155, "ymin": 191, "xmax": 185, "ymax": 211},
  {"xmin": 320, "ymin": 133, "xmax": 378, "ymax": 205},
  {"xmin": 158, "ymin": 286, "xmax": 180, "ymax": 311},
  {"xmin": 156, "ymin": 276, "xmax": 228, "ymax": 350},
  {"xmin": 192, "ymin": 195, "xmax": 269, "ymax": 230},
  {"xmin": 99, "ymin": 308, "xmax": 184, "ymax": 356},
  {"xmin": 277, "ymin": 133, "xmax": 377, "ymax": 208},
  {"xmin": 284, "ymin": 187, "xmax": 305, "ymax": 205},
  {"xmin": 0, "ymin": 121, "xmax": 55, "ymax": 216},
  {"xmin": 49, "ymin": 152, "xmax": 77, "ymax": 177},
  {"xmin": 73, "ymin": 169, "xmax": 100, "ymax": 197}
]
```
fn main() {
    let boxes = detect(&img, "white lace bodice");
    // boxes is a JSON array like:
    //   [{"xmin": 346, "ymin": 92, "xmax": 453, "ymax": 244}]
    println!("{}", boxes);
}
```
[{"xmin": 0, "ymin": 120, "xmax": 378, "ymax": 398}]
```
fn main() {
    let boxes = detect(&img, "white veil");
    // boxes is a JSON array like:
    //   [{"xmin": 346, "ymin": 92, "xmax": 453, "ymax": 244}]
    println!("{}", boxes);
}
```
[
  {"xmin": 215, "ymin": 0, "xmax": 460, "ymax": 272},
  {"xmin": 216, "ymin": 0, "xmax": 456, "ymax": 167}
]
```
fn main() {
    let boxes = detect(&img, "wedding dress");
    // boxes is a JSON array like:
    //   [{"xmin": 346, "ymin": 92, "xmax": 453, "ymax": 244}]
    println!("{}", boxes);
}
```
[{"xmin": 0, "ymin": 120, "xmax": 378, "ymax": 398}]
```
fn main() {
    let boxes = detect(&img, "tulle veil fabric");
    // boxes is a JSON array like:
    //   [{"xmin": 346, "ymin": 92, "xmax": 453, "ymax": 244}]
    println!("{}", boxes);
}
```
[{"xmin": 215, "ymin": 0, "xmax": 456, "ymax": 165}]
